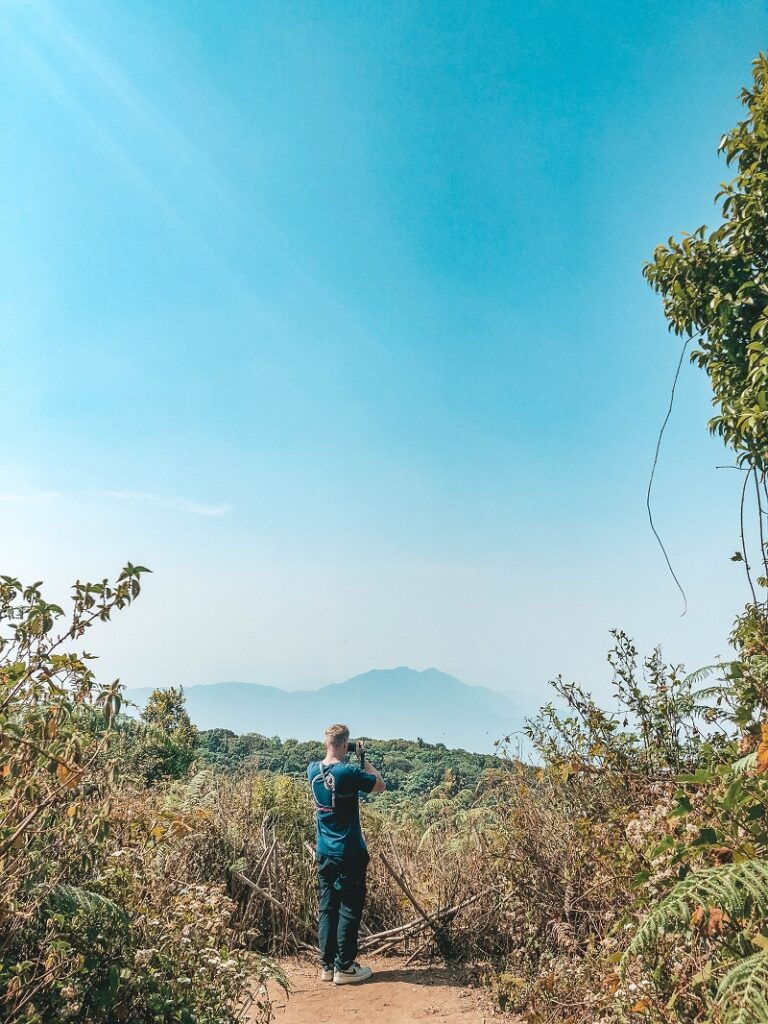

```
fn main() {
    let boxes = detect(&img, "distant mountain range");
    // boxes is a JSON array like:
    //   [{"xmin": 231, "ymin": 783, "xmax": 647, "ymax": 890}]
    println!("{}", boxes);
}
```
[{"xmin": 124, "ymin": 667, "xmax": 523, "ymax": 754}]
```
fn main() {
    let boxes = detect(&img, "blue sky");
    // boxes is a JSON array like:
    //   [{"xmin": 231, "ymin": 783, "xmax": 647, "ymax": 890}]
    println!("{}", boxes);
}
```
[{"xmin": 1, "ymin": 1, "xmax": 767, "ymax": 708}]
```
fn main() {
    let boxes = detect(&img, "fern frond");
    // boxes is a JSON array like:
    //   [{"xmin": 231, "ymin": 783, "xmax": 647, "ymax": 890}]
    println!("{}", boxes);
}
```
[
  {"xmin": 417, "ymin": 820, "xmax": 444, "ymax": 851},
  {"xmin": 550, "ymin": 917, "xmax": 579, "ymax": 951},
  {"xmin": 733, "ymin": 752, "xmax": 758, "ymax": 774},
  {"xmin": 45, "ymin": 884, "xmax": 129, "ymax": 930},
  {"xmin": 717, "ymin": 951, "xmax": 768, "ymax": 1024},
  {"xmin": 685, "ymin": 663, "xmax": 726, "ymax": 687},
  {"xmin": 166, "ymin": 769, "xmax": 217, "ymax": 811},
  {"xmin": 691, "ymin": 684, "xmax": 729, "ymax": 700},
  {"xmin": 623, "ymin": 861, "xmax": 768, "ymax": 965}
]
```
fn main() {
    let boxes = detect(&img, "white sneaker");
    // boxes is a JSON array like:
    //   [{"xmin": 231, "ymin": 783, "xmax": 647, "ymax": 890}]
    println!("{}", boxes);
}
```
[
  {"xmin": 320, "ymin": 966, "xmax": 334, "ymax": 982},
  {"xmin": 334, "ymin": 962, "xmax": 372, "ymax": 985}
]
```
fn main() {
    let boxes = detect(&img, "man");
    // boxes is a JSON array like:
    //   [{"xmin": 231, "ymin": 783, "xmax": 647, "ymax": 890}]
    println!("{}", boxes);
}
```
[{"xmin": 308, "ymin": 723, "xmax": 386, "ymax": 985}]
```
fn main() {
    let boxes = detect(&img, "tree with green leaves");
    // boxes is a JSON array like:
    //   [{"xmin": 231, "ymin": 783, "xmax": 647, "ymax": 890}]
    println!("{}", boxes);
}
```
[
  {"xmin": 625, "ymin": 53, "xmax": 768, "ymax": 1024},
  {"xmin": 645, "ymin": 52, "xmax": 768, "ymax": 473},
  {"xmin": 135, "ymin": 685, "xmax": 198, "ymax": 782},
  {"xmin": 141, "ymin": 685, "xmax": 197, "ymax": 747}
]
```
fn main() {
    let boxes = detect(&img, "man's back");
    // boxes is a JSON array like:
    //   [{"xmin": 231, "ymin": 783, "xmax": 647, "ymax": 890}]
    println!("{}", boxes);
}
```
[{"xmin": 308, "ymin": 760, "xmax": 377, "ymax": 861}]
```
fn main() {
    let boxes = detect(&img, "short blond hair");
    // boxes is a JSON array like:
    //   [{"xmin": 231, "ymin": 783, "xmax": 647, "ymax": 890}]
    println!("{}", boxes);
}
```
[{"xmin": 324, "ymin": 723, "xmax": 349, "ymax": 748}]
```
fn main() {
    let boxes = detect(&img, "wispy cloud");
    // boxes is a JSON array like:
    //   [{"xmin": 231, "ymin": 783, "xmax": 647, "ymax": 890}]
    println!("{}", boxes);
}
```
[
  {"xmin": 99, "ymin": 491, "xmax": 231, "ymax": 518},
  {"xmin": 0, "ymin": 491, "xmax": 60, "ymax": 504}
]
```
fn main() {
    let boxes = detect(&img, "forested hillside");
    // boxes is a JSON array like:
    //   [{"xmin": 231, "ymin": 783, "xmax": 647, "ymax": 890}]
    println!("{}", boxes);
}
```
[{"xmin": 196, "ymin": 728, "xmax": 502, "ymax": 809}]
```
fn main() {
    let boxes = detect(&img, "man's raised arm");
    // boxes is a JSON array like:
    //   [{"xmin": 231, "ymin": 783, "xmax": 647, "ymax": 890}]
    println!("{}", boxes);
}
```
[{"xmin": 363, "ymin": 758, "xmax": 386, "ymax": 794}]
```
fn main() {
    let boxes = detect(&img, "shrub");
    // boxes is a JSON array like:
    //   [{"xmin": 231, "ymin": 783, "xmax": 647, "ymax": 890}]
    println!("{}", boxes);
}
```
[{"xmin": 0, "ymin": 567, "xmax": 282, "ymax": 1024}]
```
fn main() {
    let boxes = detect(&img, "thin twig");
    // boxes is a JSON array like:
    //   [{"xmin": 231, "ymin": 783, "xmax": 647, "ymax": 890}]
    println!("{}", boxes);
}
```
[
  {"xmin": 741, "ymin": 470, "xmax": 758, "ymax": 605},
  {"xmin": 754, "ymin": 468, "xmax": 768, "ymax": 601},
  {"xmin": 379, "ymin": 851, "xmax": 452, "ymax": 957},
  {"xmin": 405, "ymin": 934, "xmax": 433, "ymax": 966},
  {"xmin": 234, "ymin": 871, "xmax": 316, "ymax": 938},
  {"xmin": 254, "ymin": 837, "xmax": 277, "ymax": 886},
  {"xmin": 646, "ymin": 334, "xmax": 691, "ymax": 616}
]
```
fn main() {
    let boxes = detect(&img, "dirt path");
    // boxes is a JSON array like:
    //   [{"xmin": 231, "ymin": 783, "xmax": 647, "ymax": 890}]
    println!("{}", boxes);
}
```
[{"xmin": 256, "ymin": 956, "xmax": 497, "ymax": 1023}]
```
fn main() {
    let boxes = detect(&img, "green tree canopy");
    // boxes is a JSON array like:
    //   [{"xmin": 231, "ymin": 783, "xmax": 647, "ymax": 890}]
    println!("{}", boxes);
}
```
[
  {"xmin": 142, "ymin": 685, "xmax": 196, "ymax": 745},
  {"xmin": 645, "ymin": 53, "xmax": 768, "ymax": 469}
]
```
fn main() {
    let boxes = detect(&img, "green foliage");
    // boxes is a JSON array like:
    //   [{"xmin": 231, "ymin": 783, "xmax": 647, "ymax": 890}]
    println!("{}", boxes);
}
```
[
  {"xmin": 142, "ymin": 686, "xmax": 196, "ymax": 740},
  {"xmin": 0, "ymin": 567, "xmax": 280, "ymax": 1024},
  {"xmin": 644, "ymin": 52, "xmax": 768, "ymax": 466},
  {"xmin": 127, "ymin": 685, "xmax": 199, "ymax": 783},
  {"xmin": 610, "ymin": 74, "xmax": 768, "ymax": 1012},
  {"xmin": 728, "ymin": 604, "xmax": 768, "ymax": 729},
  {"xmin": 619, "ymin": 604, "xmax": 768, "ymax": 1024},
  {"xmin": 524, "ymin": 629, "xmax": 721, "ymax": 777},
  {"xmin": 717, "ymin": 952, "xmax": 768, "ymax": 1024},
  {"xmin": 45, "ymin": 884, "xmax": 130, "ymax": 932},
  {"xmin": 194, "ymin": 729, "xmax": 499, "ymax": 821},
  {"xmin": 624, "ymin": 860, "xmax": 768, "ymax": 962}
]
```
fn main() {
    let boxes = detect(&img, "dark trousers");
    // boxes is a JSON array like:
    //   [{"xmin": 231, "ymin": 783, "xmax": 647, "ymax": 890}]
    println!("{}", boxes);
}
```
[{"xmin": 317, "ymin": 853, "xmax": 368, "ymax": 970}]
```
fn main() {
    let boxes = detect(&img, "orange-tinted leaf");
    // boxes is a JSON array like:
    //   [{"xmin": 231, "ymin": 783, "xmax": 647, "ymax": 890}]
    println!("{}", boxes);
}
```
[
  {"xmin": 631, "ymin": 998, "xmax": 651, "ymax": 1012},
  {"xmin": 56, "ymin": 764, "xmax": 80, "ymax": 790},
  {"xmin": 707, "ymin": 907, "xmax": 730, "ymax": 936},
  {"xmin": 755, "ymin": 723, "xmax": 768, "ymax": 773}
]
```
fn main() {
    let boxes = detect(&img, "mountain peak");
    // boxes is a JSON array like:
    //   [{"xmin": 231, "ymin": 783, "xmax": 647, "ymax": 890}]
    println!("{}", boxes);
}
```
[{"xmin": 126, "ymin": 667, "xmax": 522, "ymax": 753}]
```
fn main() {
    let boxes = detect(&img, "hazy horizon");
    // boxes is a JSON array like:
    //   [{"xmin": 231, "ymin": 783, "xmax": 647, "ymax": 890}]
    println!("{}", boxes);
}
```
[
  {"xmin": 122, "ymin": 667, "xmax": 522, "ymax": 753},
  {"xmin": 123, "ymin": 664, "xmax": 506, "ymax": 695}
]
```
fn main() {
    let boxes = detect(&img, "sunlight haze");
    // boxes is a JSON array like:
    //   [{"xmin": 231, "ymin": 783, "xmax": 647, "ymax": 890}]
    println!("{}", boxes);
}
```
[{"xmin": 2, "ymin": 0, "xmax": 766, "ymax": 705}]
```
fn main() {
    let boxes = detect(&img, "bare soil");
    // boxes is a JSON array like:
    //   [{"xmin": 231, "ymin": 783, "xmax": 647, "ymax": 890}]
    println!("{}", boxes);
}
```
[{"xmin": 256, "ymin": 956, "xmax": 500, "ymax": 1023}]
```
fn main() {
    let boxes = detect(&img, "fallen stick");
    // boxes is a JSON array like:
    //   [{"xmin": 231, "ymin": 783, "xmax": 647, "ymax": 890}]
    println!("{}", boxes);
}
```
[
  {"xmin": 360, "ymin": 904, "xmax": 462, "ymax": 947},
  {"xmin": 368, "ymin": 934, "xmax": 411, "ymax": 957},
  {"xmin": 254, "ymin": 837, "xmax": 278, "ymax": 886},
  {"xmin": 379, "ymin": 852, "xmax": 452, "ymax": 956},
  {"xmin": 359, "ymin": 889, "xmax": 488, "ymax": 951},
  {"xmin": 405, "ymin": 935, "xmax": 433, "ymax": 966},
  {"xmin": 360, "ymin": 915, "xmax": 438, "ymax": 949},
  {"xmin": 359, "ymin": 896, "xmax": 469, "ymax": 947},
  {"xmin": 359, "ymin": 919, "xmax": 423, "ymax": 947},
  {"xmin": 379, "ymin": 852, "xmax": 431, "ymax": 923},
  {"xmin": 234, "ymin": 871, "xmax": 317, "ymax": 939}
]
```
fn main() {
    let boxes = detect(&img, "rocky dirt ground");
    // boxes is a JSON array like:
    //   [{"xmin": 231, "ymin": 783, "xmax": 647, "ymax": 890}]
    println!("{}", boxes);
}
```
[{"xmin": 252, "ymin": 955, "xmax": 501, "ymax": 1023}]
